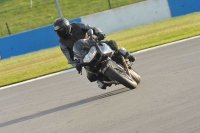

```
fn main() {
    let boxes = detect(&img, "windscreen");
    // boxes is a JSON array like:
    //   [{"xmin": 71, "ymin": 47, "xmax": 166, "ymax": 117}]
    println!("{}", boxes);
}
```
[{"xmin": 73, "ymin": 39, "xmax": 91, "ymax": 58}]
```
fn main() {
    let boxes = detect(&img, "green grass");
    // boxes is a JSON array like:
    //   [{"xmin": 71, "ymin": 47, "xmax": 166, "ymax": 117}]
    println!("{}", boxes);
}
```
[
  {"xmin": 0, "ymin": 0, "xmax": 144, "ymax": 37},
  {"xmin": 1, "ymin": 12, "xmax": 200, "ymax": 87}
]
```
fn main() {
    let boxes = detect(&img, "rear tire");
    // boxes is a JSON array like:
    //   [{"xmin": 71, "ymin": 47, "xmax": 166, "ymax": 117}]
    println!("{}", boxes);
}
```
[{"xmin": 105, "ymin": 67, "xmax": 137, "ymax": 89}]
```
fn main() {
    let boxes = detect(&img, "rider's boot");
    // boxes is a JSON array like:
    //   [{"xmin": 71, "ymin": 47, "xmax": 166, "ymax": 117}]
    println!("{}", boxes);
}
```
[
  {"xmin": 103, "ymin": 40, "xmax": 135, "ymax": 62},
  {"xmin": 96, "ymin": 80, "xmax": 113, "ymax": 89},
  {"xmin": 128, "ymin": 54, "xmax": 135, "ymax": 62},
  {"xmin": 110, "ymin": 47, "xmax": 135, "ymax": 70},
  {"xmin": 118, "ymin": 47, "xmax": 135, "ymax": 62},
  {"xmin": 96, "ymin": 80, "xmax": 107, "ymax": 89}
]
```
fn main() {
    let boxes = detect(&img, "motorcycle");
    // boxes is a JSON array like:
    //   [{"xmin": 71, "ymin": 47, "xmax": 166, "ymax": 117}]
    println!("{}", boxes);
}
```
[{"xmin": 71, "ymin": 29, "xmax": 141, "ymax": 89}]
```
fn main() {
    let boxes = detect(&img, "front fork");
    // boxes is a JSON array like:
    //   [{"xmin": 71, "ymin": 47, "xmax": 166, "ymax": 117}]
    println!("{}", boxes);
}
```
[
  {"xmin": 100, "ymin": 58, "xmax": 120, "ymax": 85},
  {"xmin": 100, "ymin": 57, "xmax": 131, "ymax": 85},
  {"xmin": 121, "ymin": 56, "xmax": 131, "ymax": 77}
]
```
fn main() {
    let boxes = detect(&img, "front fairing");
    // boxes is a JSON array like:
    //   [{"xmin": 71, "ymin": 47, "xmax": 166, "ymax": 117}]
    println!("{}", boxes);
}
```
[
  {"xmin": 73, "ymin": 39, "xmax": 91, "ymax": 58},
  {"xmin": 98, "ymin": 43, "xmax": 114, "ymax": 56},
  {"xmin": 73, "ymin": 39, "xmax": 114, "ymax": 73},
  {"xmin": 84, "ymin": 43, "xmax": 114, "ymax": 73}
]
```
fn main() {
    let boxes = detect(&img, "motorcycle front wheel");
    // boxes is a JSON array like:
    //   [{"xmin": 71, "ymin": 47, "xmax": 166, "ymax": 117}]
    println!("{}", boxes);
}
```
[
  {"xmin": 104, "ymin": 67, "xmax": 137, "ymax": 89},
  {"xmin": 129, "ymin": 69, "xmax": 141, "ymax": 84}
]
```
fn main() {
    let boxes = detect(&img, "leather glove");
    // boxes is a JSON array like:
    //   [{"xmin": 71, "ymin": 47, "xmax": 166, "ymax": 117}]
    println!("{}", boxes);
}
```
[
  {"xmin": 92, "ymin": 35, "xmax": 98, "ymax": 40},
  {"xmin": 97, "ymin": 33, "xmax": 105, "ymax": 41}
]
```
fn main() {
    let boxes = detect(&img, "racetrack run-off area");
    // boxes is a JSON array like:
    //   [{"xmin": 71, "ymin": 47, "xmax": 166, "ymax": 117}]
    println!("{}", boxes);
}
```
[{"xmin": 0, "ymin": 36, "xmax": 200, "ymax": 133}]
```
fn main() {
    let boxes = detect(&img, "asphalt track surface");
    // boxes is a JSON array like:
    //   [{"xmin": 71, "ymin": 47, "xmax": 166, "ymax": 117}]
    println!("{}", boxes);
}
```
[{"xmin": 1, "ymin": 36, "xmax": 200, "ymax": 133}]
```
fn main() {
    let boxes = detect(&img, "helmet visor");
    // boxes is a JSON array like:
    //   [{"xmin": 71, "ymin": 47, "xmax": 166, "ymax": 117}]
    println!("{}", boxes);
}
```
[{"xmin": 55, "ymin": 27, "xmax": 67, "ymax": 38}]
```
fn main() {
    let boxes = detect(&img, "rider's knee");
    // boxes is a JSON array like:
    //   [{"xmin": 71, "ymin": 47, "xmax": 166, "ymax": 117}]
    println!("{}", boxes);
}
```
[{"xmin": 107, "ymin": 40, "xmax": 118, "ymax": 52}]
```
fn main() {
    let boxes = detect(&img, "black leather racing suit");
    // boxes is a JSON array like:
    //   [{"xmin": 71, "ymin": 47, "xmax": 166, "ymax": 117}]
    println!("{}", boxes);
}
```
[
  {"xmin": 59, "ymin": 22, "xmax": 104, "ymax": 67},
  {"xmin": 59, "ymin": 22, "xmax": 118, "ymax": 82}
]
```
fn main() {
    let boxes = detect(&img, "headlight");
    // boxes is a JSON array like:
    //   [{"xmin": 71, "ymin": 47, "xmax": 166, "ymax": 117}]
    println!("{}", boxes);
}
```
[{"xmin": 83, "ymin": 46, "xmax": 97, "ymax": 63}]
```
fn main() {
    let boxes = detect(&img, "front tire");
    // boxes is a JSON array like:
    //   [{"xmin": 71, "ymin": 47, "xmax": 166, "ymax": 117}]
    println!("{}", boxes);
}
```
[
  {"xmin": 129, "ymin": 69, "xmax": 141, "ymax": 84},
  {"xmin": 104, "ymin": 67, "xmax": 137, "ymax": 89}
]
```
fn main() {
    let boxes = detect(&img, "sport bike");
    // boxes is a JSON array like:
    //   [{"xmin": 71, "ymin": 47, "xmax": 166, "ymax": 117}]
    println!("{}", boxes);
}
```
[{"xmin": 71, "ymin": 29, "xmax": 141, "ymax": 89}]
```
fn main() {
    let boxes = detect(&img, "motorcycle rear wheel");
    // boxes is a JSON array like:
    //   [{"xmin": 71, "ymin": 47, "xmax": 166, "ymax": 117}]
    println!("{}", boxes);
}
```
[{"xmin": 105, "ymin": 67, "xmax": 137, "ymax": 89}]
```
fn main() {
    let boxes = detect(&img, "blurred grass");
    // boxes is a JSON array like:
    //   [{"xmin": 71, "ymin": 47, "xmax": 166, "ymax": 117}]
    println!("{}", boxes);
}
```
[
  {"xmin": 0, "ymin": 0, "xmax": 144, "ymax": 37},
  {"xmin": 108, "ymin": 12, "xmax": 200, "ymax": 51},
  {"xmin": 1, "ymin": 12, "xmax": 200, "ymax": 87}
]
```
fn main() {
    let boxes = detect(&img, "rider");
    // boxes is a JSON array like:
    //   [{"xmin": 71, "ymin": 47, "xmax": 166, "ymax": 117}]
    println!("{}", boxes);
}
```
[{"xmin": 53, "ymin": 17, "xmax": 135, "ymax": 89}]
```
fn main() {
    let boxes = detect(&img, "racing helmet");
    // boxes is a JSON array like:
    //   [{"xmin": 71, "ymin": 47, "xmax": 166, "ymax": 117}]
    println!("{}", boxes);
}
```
[{"xmin": 53, "ymin": 18, "xmax": 71, "ymax": 38}]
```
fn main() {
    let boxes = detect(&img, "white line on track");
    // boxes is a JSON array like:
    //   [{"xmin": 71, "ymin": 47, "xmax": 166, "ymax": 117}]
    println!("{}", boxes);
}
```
[
  {"xmin": 134, "ymin": 35, "xmax": 200, "ymax": 54},
  {"xmin": 1, "ymin": 35, "xmax": 200, "ymax": 90},
  {"xmin": 0, "ymin": 68, "xmax": 75, "ymax": 90}
]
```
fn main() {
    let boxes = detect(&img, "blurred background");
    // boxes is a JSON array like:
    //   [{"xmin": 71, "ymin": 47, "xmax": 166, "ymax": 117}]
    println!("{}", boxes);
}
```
[{"xmin": 0, "ymin": 0, "xmax": 143, "ymax": 37}]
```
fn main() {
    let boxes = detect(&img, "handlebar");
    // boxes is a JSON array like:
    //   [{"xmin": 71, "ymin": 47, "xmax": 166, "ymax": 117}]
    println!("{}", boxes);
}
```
[{"xmin": 68, "ymin": 59, "xmax": 80, "ymax": 64}]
